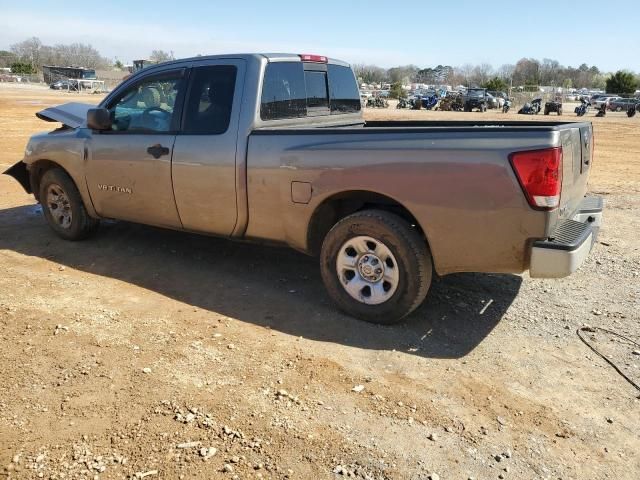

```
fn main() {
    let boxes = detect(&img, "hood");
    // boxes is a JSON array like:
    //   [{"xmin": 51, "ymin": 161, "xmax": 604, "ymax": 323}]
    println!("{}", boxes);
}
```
[{"xmin": 36, "ymin": 102, "xmax": 95, "ymax": 129}]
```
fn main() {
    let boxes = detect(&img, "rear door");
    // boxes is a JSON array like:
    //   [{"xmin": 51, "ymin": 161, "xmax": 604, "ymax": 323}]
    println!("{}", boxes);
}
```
[{"xmin": 171, "ymin": 59, "xmax": 245, "ymax": 235}]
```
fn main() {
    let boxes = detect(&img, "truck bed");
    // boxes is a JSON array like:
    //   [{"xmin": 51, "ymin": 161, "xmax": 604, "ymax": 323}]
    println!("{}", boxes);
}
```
[{"xmin": 247, "ymin": 119, "xmax": 593, "ymax": 275}]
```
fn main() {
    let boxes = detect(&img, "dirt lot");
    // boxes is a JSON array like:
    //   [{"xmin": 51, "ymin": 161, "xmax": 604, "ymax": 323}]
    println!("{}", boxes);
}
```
[{"xmin": 0, "ymin": 84, "xmax": 638, "ymax": 480}]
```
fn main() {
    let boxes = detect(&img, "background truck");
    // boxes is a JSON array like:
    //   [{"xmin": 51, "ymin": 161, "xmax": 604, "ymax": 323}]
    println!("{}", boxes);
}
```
[
  {"xmin": 4, "ymin": 53, "xmax": 603, "ymax": 324},
  {"xmin": 463, "ymin": 87, "xmax": 490, "ymax": 112}
]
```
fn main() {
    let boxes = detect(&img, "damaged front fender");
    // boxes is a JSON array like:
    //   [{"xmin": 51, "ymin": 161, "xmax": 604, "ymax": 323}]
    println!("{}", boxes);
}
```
[{"xmin": 3, "ymin": 161, "xmax": 32, "ymax": 193}]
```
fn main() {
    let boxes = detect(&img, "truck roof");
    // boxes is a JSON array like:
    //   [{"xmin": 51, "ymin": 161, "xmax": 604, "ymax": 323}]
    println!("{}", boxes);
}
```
[{"xmin": 131, "ymin": 53, "xmax": 350, "ymax": 76}]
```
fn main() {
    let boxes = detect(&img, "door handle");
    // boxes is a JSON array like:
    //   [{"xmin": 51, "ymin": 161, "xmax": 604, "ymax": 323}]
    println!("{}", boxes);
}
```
[{"xmin": 146, "ymin": 144, "xmax": 170, "ymax": 159}]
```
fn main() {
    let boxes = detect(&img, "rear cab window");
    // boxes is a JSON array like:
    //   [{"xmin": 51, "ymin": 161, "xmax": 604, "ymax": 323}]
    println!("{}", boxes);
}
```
[
  {"xmin": 260, "ymin": 60, "xmax": 361, "ymax": 121},
  {"xmin": 182, "ymin": 65, "xmax": 237, "ymax": 135}
]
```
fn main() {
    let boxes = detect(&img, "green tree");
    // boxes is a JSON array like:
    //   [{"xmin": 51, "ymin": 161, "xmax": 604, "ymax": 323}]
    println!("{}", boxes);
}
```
[
  {"xmin": 482, "ymin": 76, "xmax": 508, "ymax": 91},
  {"xmin": 113, "ymin": 59, "xmax": 124, "ymax": 70},
  {"xmin": 389, "ymin": 82, "xmax": 406, "ymax": 99},
  {"xmin": 605, "ymin": 71, "xmax": 637, "ymax": 94},
  {"xmin": 10, "ymin": 62, "xmax": 36, "ymax": 74}
]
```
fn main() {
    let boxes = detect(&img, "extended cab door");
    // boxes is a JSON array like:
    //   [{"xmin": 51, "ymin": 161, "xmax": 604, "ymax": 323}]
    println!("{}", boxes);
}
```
[
  {"xmin": 171, "ymin": 59, "xmax": 246, "ymax": 236},
  {"xmin": 85, "ymin": 69, "xmax": 186, "ymax": 228}
]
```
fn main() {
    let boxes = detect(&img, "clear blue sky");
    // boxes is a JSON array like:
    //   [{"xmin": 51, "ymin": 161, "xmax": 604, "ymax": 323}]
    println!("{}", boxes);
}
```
[{"xmin": 0, "ymin": 0, "xmax": 637, "ymax": 72}]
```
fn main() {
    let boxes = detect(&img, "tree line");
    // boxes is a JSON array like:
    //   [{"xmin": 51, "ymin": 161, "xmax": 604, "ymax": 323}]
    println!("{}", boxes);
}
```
[
  {"xmin": 0, "ymin": 36, "xmax": 176, "ymax": 74},
  {"xmin": 354, "ymin": 57, "xmax": 640, "ymax": 94},
  {"xmin": 2, "ymin": 36, "xmax": 638, "ymax": 94}
]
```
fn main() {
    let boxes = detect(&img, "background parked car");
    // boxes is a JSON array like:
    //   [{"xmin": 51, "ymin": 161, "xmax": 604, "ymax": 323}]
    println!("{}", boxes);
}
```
[
  {"xmin": 49, "ymin": 79, "xmax": 75, "ymax": 90},
  {"xmin": 485, "ymin": 91, "xmax": 502, "ymax": 108},
  {"xmin": 607, "ymin": 98, "xmax": 640, "ymax": 111},
  {"xmin": 590, "ymin": 95, "xmax": 620, "ymax": 107}
]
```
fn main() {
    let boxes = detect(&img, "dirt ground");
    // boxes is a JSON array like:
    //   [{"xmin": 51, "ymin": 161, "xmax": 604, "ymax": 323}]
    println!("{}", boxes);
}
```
[{"xmin": 0, "ymin": 84, "xmax": 638, "ymax": 480}]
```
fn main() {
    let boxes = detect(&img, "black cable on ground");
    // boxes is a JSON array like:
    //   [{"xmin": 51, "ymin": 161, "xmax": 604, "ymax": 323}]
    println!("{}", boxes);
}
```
[{"xmin": 577, "ymin": 326, "xmax": 640, "ymax": 393}]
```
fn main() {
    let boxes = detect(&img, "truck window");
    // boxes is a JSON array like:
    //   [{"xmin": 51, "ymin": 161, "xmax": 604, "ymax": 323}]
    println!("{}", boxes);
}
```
[
  {"xmin": 304, "ymin": 70, "xmax": 329, "ymax": 109},
  {"xmin": 107, "ymin": 73, "xmax": 184, "ymax": 133},
  {"xmin": 260, "ymin": 62, "xmax": 360, "ymax": 120},
  {"xmin": 327, "ymin": 65, "xmax": 361, "ymax": 113},
  {"xmin": 182, "ymin": 65, "xmax": 237, "ymax": 135},
  {"xmin": 260, "ymin": 63, "xmax": 306, "ymax": 120}
]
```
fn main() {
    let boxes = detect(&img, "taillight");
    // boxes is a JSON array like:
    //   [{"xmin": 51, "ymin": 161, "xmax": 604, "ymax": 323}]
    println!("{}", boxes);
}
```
[
  {"xmin": 509, "ymin": 147, "xmax": 563, "ymax": 210},
  {"xmin": 299, "ymin": 54, "xmax": 328, "ymax": 63}
]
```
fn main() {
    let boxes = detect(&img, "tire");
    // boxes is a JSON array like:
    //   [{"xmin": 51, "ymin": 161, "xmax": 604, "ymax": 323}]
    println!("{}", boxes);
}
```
[
  {"xmin": 320, "ymin": 209, "xmax": 432, "ymax": 324},
  {"xmin": 558, "ymin": 108, "xmax": 563, "ymax": 115},
  {"xmin": 39, "ymin": 168, "xmax": 99, "ymax": 240}
]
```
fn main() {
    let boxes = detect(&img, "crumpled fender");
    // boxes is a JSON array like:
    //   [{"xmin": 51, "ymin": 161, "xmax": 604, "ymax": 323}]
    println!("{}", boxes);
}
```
[{"xmin": 3, "ymin": 161, "xmax": 31, "ymax": 193}]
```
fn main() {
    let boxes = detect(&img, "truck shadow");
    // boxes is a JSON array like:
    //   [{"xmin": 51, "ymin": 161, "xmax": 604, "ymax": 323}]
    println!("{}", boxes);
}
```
[{"xmin": 0, "ymin": 204, "xmax": 522, "ymax": 359}]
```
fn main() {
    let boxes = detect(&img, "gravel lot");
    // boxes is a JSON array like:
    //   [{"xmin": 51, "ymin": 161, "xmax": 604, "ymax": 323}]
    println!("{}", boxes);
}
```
[{"xmin": 0, "ymin": 84, "xmax": 639, "ymax": 479}]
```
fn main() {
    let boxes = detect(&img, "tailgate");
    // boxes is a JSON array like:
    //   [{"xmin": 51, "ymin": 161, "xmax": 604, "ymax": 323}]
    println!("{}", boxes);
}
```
[{"xmin": 553, "ymin": 123, "xmax": 593, "ymax": 227}]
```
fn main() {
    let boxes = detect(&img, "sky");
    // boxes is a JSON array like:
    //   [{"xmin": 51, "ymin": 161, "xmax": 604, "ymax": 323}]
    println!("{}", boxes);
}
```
[{"xmin": 0, "ymin": 0, "xmax": 637, "ymax": 72}]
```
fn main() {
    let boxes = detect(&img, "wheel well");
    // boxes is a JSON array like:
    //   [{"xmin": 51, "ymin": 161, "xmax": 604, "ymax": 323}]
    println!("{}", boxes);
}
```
[
  {"xmin": 307, "ymin": 191, "xmax": 426, "ymax": 257},
  {"xmin": 28, "ymin": 160, "xmax": 64, "ymax": 201}
]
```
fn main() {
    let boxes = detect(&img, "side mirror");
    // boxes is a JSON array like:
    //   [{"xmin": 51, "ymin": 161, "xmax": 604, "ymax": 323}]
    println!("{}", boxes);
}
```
[{"xmin": 87, "ymin": 108, "xmax": 112, "ymax": 130}]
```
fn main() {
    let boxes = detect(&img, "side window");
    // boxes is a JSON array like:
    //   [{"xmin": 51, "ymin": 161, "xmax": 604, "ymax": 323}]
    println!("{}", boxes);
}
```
[
  {"xmin": 182, "ymin": 65, "xmax": 237, "ymax": 135},
  {"xmin": 327, "ymin": 65, "xmax": 361, "ymax": 113},
  {"xmin": 260, "ymin": 63, "xmax": 306, "ymax": 120},
  {"xmin": 108, "ymin": 73, "xmax": 183, "ymax": 133},
  {"xmin": 304, "ymin": 70, "xmax": 329, "ymax": 110}
]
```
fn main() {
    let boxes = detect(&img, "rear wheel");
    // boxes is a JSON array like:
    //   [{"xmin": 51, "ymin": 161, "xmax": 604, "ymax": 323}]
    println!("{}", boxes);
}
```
[
  {"xmin": 39, "ymin": 168, "xmax": 99, "ymax": 240},
  {"xmin": 320, "ymin": 210, "xmax": 432, "ymax": 324}
]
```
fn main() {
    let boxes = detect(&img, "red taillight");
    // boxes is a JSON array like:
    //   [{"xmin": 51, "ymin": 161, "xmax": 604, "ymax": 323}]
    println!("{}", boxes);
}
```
[
  {"xmin": 509, "ymin": 147, "xmax": 563, "ymax": 210},
  {"xmin": 299, "ymin": 54, "xmax": 328, "ymax": 63}
]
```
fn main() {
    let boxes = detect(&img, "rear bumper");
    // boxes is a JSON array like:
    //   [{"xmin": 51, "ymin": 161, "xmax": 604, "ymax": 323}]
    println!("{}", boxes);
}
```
[{"xmin": 529, "ymin": 195, "xmax": 603, "ymax": 278}]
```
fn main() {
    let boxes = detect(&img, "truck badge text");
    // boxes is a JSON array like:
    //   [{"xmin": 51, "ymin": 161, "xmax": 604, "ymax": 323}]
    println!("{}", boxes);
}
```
[{"xmin": 97, "ymin": 184, "xmax": 132, "ymax": 194}]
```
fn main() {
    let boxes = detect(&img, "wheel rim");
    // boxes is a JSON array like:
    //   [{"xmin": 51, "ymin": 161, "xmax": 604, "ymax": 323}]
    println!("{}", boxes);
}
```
[
  {"xmin": 46, "ymin": 183, "xmax": 73, "ymax": 229},
  {"xmin": 336, "ymin": 236, "xmax": 400, "ymax": 305}
]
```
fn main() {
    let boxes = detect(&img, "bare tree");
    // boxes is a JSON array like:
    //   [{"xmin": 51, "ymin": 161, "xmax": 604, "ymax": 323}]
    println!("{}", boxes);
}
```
[
  {"xmin": 474, "ymin": 63, "xmax": 493, "ymax": 86},
  {"xmin": 513, "ymin": 58, "xmax": 541, "ymax": 86},
  {"xmin": 149, "ymin": 50, "xmax": 175, "ymax": 63},
  {"xmin": 0, "ymin": 50, "xmax": 17, "ymax": 68},
  {"xmin": 10, "ymin": 37, "xmax": 109, "ymax": 70},
  {"xmin": 498, "ymin": 64, "xmax": 515, "ymax": 80},
  {"xmin": 540, "ymin": 58, "xmax": 561, "ymax": 85},
  {"xmin": 352, "ymin": 64, "xmax": 387, "ymax": 84},
  {"xmin": 456, "ymin": 64, "xmax": 475, "ymax": 87},
  {"xmin": 10, "ymin": 37, "xmax": 42, "ymax": 69}
]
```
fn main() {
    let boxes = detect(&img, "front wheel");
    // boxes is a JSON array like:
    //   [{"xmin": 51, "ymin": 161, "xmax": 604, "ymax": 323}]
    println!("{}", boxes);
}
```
[
  {"xmin": 320, "ymin": 210, "xmax": 432, "ymax": 324},
  {"xmin": 39, "ymin": 168, "xmax": 99, "ymax": 240}
]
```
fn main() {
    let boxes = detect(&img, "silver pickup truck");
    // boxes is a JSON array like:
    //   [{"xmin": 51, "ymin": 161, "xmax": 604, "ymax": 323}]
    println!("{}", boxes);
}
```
[{"xmin": 4, "ymin": 53, "xmax": 603, "ymax": 324}]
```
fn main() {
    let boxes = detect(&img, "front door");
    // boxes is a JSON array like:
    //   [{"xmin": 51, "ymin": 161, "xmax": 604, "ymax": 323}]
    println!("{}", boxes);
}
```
[
  {"xmin": 85, "ymin": 69, "xmax": 186, "ymax": 228},
  {"xmin": 171, "ymin": 60, "xmax": 245, "ymax": 236}
]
